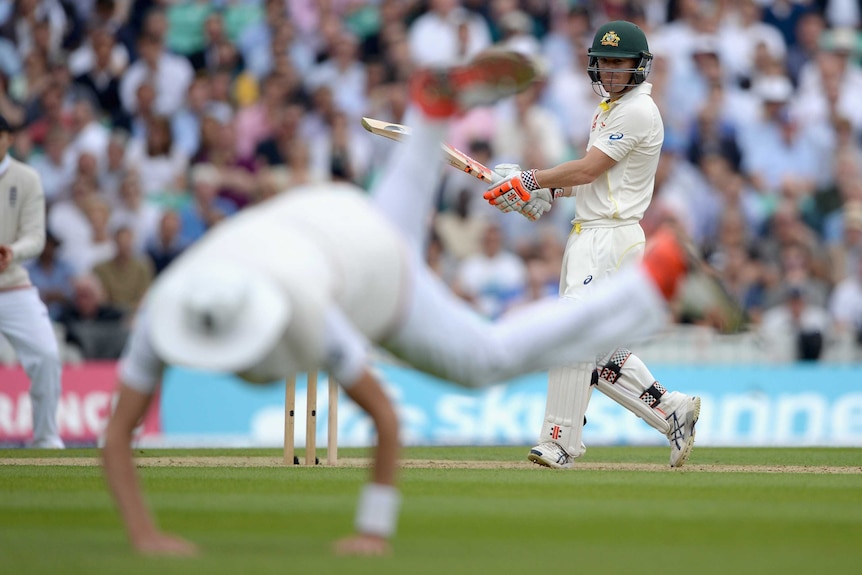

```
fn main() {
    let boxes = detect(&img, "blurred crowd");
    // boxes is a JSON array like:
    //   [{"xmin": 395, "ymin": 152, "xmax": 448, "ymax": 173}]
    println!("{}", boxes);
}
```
[{"xmin": 2, "ymin": 0, "xmax": 862, "ymax": 362}]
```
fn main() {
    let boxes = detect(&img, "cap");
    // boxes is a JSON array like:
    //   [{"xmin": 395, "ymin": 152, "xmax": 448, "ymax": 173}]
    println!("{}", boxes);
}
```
[
  {"xmin": 149, "ymin": 261, "xmax": 291, "ymax": 373},
  {"xmin": 500, "ymin": 10, "xmax": 533, "ymax": 34},
  {"xmin": 691, "ymin": 36, "xmax": 720, "ymax": 57},
  {"xmin": 753, "ymin": 75, "xmax": 793, "ymax": 103}
]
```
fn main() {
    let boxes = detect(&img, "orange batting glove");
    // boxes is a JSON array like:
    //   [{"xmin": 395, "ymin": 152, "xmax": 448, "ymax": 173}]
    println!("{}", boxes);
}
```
[{"xmin": 483, "ymin": 169, "xmax": 541, "ymax": 213}]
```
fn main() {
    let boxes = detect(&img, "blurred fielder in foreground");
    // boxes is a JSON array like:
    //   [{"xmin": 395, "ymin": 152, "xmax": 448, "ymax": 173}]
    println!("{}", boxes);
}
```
[
  {"xmin": 102, "ymin": 50, "xmax": 716, "ymax": 558},
  {"xmin": 484, "ymin": 21, "xmax": 712, "ymax": 469}
]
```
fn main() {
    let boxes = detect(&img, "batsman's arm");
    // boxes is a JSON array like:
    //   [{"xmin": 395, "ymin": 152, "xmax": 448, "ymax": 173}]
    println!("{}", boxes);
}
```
[
  {"xmin": 533, "ymin": 146, "xmax": 617, "ymax": 189},
  {"xmin": 102, "ymin": 382, "xmax": 199, "ymax": 556}
]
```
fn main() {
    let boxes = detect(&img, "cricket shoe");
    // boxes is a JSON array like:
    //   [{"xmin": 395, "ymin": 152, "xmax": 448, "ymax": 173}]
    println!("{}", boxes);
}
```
[
  {"xmin": 642, "ymin": 225, "xmax": 746, "ymax": 334},
  {"xmin": 666, "ymin": 396, "xmax": 701, "ymax": 468},
  {"xmin": 409, "ymin": 49, "xmax": 543, "ymax": 118},
  {"xmin": 528, "ymin": 441, "xmax": 574, "ymax": 469}
]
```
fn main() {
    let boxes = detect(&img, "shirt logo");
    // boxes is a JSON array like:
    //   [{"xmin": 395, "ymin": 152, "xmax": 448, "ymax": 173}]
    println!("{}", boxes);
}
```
[
  {"xmin": 8, "ymin": 186, "xmax": 16, "ymax": 207},
  {"xmin": 601, "ymin": 31, "xmax": 621, "ymax": 47},
  {"xmin": 609, "ymin": 132, "xmax": 624, "ymax": 140},
  {"xmin": 584, "ymin": 275, "xmax": 593, "ymax": 285}
]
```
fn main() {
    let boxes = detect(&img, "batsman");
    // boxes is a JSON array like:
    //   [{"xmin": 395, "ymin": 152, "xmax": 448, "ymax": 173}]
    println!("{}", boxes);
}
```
[{"xmin": 485, "ymin": 20, "xmax": 701, "ymax": 469}]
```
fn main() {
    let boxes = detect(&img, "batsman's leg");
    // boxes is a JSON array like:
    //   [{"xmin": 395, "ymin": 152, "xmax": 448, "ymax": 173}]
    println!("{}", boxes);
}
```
[
  {"xmin": 594, "ymin": 348, "xmax": 700, "ymax": 467},
  {"xmin": 528, "ymin": 363, "xmax": 593, "ymax": 469}
]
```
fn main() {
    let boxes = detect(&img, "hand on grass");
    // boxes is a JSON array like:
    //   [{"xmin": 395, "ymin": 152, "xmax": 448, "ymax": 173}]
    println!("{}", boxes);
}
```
[
  {"xmin": 133, "ymin": 531, "xmax": 200, "ymax": 557},
  {"xmin": 333, "ymin": 533, "xmax": 391, "ymax": 557}
]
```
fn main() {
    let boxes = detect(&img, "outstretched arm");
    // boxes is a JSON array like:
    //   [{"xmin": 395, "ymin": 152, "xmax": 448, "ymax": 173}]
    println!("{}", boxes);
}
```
[{"xmin": 101, "ymin": 382, "xmax": 199, "ymax": 556}]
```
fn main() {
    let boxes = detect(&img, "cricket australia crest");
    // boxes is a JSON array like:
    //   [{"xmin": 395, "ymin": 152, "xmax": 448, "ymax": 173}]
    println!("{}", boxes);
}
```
[{"xmin": 601, "ymin": 31, "xmax": 620, "ymax": 47}]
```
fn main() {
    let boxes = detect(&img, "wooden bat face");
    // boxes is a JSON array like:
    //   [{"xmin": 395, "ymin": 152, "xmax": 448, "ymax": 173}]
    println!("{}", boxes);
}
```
[{"xmin": 361, "ymin": 117, "xmax": 500, "ymax": 184}]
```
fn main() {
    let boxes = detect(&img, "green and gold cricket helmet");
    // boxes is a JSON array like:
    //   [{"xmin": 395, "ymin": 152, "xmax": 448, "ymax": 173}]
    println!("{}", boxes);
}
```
[{"xmin": 587, "ymin": 20, "xmax": 653, "ymax": 85}]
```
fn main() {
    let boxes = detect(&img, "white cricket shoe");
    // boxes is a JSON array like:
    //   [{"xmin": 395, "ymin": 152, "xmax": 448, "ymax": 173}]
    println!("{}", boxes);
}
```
[
  {"xmin": 666, "ymin": 396, "xmax": 701, "ymax": 467},
  {"xmin": 527, "ymin": 441, "xmax": 573, "ymax": 469}
]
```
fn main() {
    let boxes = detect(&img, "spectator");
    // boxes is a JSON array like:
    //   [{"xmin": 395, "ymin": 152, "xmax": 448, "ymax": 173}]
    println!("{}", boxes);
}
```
[
  {"xmin": 253, "ymin": 101, "xmax": 305, "ymax": 167},
  {"xmin": 25, "ymin": 231, "xmax": 75, "ymax": 321},
  {"xmin": 408, "ymin": 0, "xmax": 492, "ymax": 66},
  {"xmin": 785, "ymin": 10, "xmax": 826, "ymax": 85},
  {"xmin": 99, "ymin": 128, "xmax": 129, "ymax": 203},
  {"xmin": 177, "ymin": 163, "xmax": 237, "ymax": 246},
  {"xmin": 64, "ymin": 96, "xmax": 110, "ymax": 175},
  {"xmin": 760, "ymin": 284, "xmax": 831, "ymax": 362},
  {"xmin": 48, "ymin": 175, "xmax": 98, "ymax": 274},
  {"xmin": 453, "ymin": 222, "xmax": 527, "ymax": 319},
  {"xmin": 827, "ymin": 200, "xmax": 862, "ymax": 284},
  {"xmin": 203, "ymin": 120, "xmax": 257, "ymax": 209},
  {"xmin": 434, "ymin": 188, "xmax": 490, "ymax": 262},
  {"xmin": 119, "ymin": 32, "xmax": 193, "ymax": 117},
  {"xmin": 146, "ymin": 210, "xmax": 186, "ymax": 275},
  {"xmin": 716, "ymin": 0, "xmax": 787, "ymax": 88},
  {"xmin": 123, "ymin": 115, "xmax": 188, "ymax": 199},
  {"xmin": 92, "ymin": 225, "xmax": 154, "ymax": 313},
  {"xmin": 28, "ymin": 125, "xmax": 72, "ymax": 203},
  {"xmin": 170, "ymin": 74, "xmax": 212, "ymax": 158},
  {"xmin": 164, "ymin": 0, "xmax": 215, "ymax": 67},
  {"xmin": 308, "ymin": 110, "xmax": 372, "ymax": 185},
  {"xmin": 829, "ymin": 257, "xmax": 862, "ymax": 345},
  {"xmin": 305, "ymin": 30, "xmax": 368, "ymax": 120},
  {"xmin": 0, "ymin": 71, "xmax": 26, "ymax": 128},
  {"xmin": 233, "ymin": 72, "xmax": 287, "ymax": 162},
  {"xmin": 492, "ymin": 83, "xmax": 568, "ymax": 169},
  {"xmin": 739, "ymin": 75, "xmax": 819, "ymax": 199},
  {"xmin": 56, "ymin": 273, "xmax": 127, "ymax": 360},
  {"xmin": 78, "ymin": 194, "xmax": 116, "ymax": 274},
  {"xmin": 108, "ymin": 170, "xmax": 161, "ymax": 255},
  {"xmin": 71, "ymin": 25, "xmax": 129, "ymax": 128}
]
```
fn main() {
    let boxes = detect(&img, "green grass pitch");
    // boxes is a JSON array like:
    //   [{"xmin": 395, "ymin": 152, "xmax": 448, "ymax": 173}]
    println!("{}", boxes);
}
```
[{"xmin": 1, "ymin": 446, "xmax": 860, "ymax": 575}]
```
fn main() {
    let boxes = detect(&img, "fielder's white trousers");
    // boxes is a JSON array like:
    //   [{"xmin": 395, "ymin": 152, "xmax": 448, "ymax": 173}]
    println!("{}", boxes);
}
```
[{"xmin": 0, "ymin": 287, "xmax": 63, "ymax": 447}]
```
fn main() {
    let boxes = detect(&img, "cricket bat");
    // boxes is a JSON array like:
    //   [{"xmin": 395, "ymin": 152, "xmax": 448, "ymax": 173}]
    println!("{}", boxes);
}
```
[{"xmin": 361, "ymin": 117, "xmax": 501, "ymax": 184}]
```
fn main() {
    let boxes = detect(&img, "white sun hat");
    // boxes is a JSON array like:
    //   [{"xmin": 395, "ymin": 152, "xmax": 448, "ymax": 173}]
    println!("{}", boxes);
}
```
[{"xmin": 148, "ymin": 261, "xmax": 291, "ymax": 373}]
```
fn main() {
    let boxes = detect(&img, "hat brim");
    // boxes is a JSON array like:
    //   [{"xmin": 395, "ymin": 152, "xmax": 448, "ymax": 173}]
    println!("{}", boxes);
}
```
[{"xmin": 149, "ymin": 264, "xmax": 290, "ymax": 373}]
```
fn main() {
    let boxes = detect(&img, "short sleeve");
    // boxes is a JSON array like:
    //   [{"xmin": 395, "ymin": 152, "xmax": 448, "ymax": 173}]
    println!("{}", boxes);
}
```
[{"xmin": 116, "ymin": 303, "xmax": 164, "ymax": 394}]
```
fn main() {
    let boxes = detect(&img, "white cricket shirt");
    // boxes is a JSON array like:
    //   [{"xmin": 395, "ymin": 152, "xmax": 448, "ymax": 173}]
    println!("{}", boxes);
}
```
[{"xmin": 574, "ymin": 82, "xmax": 664, "ymax": 225}]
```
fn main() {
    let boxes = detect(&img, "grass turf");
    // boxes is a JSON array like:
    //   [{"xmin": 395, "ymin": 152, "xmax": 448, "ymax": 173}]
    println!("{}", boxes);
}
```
[{"xmin": 0, "ymin": 447, "xmax": 860, "ymax": 575}]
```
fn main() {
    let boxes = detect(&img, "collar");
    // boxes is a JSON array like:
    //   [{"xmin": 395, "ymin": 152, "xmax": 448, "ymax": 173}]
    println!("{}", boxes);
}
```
[
  {"xmin": 600, "ymin": 82, "xmax": 653, "ymax": 111},
  {"xmin": 0, "ymin": 155, "xmax": 10, "ymax": 177}
]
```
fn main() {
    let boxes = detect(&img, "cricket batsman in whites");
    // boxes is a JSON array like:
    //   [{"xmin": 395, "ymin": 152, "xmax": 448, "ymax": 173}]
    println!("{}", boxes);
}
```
[{"xmin": 484, "ymin": 21, "xmax": 702, "ymax": 469}]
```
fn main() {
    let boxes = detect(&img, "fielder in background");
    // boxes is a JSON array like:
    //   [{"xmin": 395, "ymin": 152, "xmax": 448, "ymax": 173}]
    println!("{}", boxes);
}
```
[
  {"xmin": 0, "ymin": 115, "xmax": 64, "ymax": 449},
  {"xmin": 102, "ymin": 50, "xmax": 705, "ymax": 559},
  {"xmin": 484, "ymin": 21, "xmax": 701, "ymax": 469}
]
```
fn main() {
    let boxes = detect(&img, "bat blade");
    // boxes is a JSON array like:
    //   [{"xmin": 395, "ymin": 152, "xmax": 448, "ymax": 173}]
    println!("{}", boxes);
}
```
[{"xmin": 361, "ymin": 117, "xmax": 499, "ymax": 184}]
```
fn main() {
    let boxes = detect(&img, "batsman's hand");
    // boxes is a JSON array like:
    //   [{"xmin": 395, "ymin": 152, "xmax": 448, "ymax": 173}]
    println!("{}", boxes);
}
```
[
  {"xmin": 520, "ymin": 188, "xmax": 553, "ymax": 221},
  {"xmin": 484, "ymin": 168, "xmax": 541, "ymax": 213}
]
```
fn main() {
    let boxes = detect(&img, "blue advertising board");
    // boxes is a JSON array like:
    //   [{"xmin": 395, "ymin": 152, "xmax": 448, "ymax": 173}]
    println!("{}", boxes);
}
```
[{"xmin": 157, "ymin": 364, "xmax": 862, "ymax": 447}]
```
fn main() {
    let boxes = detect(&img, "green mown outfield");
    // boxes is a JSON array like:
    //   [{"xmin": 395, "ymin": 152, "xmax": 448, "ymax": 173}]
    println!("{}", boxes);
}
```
[{"xmin": 1, "ymin": 447, "xmax": 860, "ymax": 575}]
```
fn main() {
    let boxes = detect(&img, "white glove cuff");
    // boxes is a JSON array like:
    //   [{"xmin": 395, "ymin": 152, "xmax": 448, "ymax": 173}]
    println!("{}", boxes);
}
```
[{"xmin": 355, "ymin": 483, "xmax": 401, "ymax": 538}]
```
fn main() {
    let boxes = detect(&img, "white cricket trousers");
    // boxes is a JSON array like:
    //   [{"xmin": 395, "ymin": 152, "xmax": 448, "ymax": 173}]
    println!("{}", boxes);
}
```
[
  {"xmin": 373, "ymin": 110, "xmax": 668, "ymax": 388},
  {"xmin": 0, "ymin": 287, "xmax": 63, "ymax": 447}
]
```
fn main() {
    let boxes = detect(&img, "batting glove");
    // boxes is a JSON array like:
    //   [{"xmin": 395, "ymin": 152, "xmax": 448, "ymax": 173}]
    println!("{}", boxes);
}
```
[
  {"xmin": 519, "ymin": 187, "xmax": 565, "ymax": 221},
  {"xmin": 484, "ymin": 168, "xmax": 541, "ymax": 213}
]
